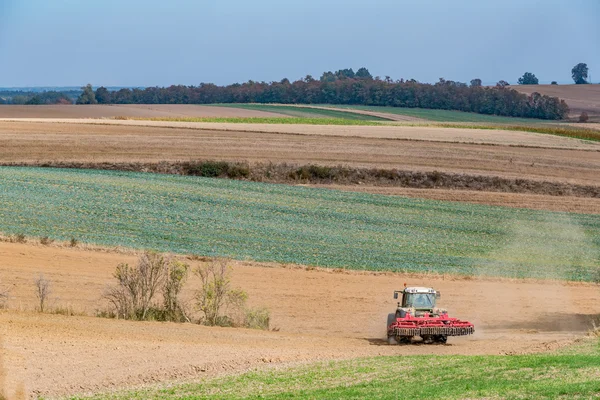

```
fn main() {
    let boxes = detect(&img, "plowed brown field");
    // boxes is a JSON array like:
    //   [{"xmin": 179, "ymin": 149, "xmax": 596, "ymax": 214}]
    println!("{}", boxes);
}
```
[
  {"xmin": 513, "ymin": 84, "xmax": 600, "ymax": 120},
  {"xmin": 0, "ymin": 105, "xmax": 290, "ymax": 119},
  {"xmin": 1, "ymin": 242, "xmax": 598, "ymax": 398}
]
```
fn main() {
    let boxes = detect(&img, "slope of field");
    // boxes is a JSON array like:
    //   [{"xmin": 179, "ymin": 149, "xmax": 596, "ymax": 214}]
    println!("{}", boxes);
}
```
[
  {"xmin": 0, "ymin": 104, "xmax": 291, "ymax": 119},
  {"xmin": 1, "ymin": 242, "xmax": 598, "ymax": 398},
  {"xmin": 0, "ymin": 167, "xmax": 599, "ymax": 280},
  {"xmin": 0, "ymin": 121, "xmax": 598, "ymax": 187},
  {"xmin": 217, "ymin": 103, "xmax": 423, "ymax": 122},
  {"xmin": 317, "ymin": 104, "xmax": 552, "ymax": 124},
  {"xmin": 213, "ymin": 104, "xmax": 392, "ymax": 121},
  {"xmin": 319, "ymin": 186, "xmax": 600, "ymax": 214},
  {"xmin": 513, "ymin": 84, "xmax": 600, "ymax": 120}
]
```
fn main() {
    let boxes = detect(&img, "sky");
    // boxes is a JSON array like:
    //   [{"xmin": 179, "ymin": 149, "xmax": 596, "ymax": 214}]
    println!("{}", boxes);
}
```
[{"xmin": 0, "ymin": 0, "xmax": 598, "ymax": 87}]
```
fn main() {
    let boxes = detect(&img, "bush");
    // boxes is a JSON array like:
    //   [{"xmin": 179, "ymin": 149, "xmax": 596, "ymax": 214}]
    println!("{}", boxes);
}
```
[
  {"xmin": 185, "ymin": 161, "xmax": 230, "ymax": 177},
  {"xmin": 103, "ymin": 251, "xmax": 190, "ymax": 321},
  {"xmin": 11, "ymin": 233, "xmax": 26, "ymax": 243},
  {"xmin": 551, "ymin": 81, "xmax": 558, "ymax": 85},
  {"xmin": 290, "ymin": 165, "xmax": 336, "ymax": 180},
  {"xmin": 244, "ymin": 307, "xmax": 270, "ymax": 330},
  {"xmin": 579, "ymin": 112, "xmax": 589, "ymax": 123},
  {"xmin": 40, "ymin": 236, "xmax": 54, "ymax": 245},
  {"xmin": 34, "ymin": 274, "xmax": 52, "ymax": 312},
  {"xmin": 195, "ymin": 259, "xmax": 247, "ymax": 326},
  {"xmin": 69, "ymin": 237, "xmax": 78, "ymax": 247},
  {"xmin": 184, "ymin": 161, "xmax": 250, "ymax": 179}
]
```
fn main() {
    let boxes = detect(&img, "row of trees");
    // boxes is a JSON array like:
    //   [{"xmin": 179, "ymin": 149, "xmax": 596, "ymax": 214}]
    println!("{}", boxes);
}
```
[
  {"xmin": 2, "ymin": 91, "xmax": 73, "ymax": 105},
  {"xmin": 516, "ymin": 63, "xmax": 589, "ymax": 85},
  {"xmin": 81, "ymin": 68, "xmax": 568, "ymax": 120}
]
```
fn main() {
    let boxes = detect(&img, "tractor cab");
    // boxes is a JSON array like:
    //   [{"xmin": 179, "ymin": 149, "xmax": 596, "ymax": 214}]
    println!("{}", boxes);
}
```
[{"xmin": 394, "ymin": 287, "xmax": 440, "ymax": 312}]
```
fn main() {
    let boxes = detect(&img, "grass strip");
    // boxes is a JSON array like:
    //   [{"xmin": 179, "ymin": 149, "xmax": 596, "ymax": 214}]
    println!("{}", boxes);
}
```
[{"xmin": 70, "ymin": 339, "xmax": 600, "ymax": 399}]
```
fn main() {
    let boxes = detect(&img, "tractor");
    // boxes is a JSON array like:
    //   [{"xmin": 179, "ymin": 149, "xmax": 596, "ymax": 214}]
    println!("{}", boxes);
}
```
[{"xmin": 387, "ymin": 286, "xmax": 474, "ymax": 344}]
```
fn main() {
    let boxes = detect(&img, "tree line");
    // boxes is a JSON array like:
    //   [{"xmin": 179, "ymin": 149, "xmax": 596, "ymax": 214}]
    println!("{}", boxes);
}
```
[
  {"xmin": 84, "ymin": 68, "xmax": 569, "ymax": 120},
  {"xmin": 0, "ymin": 90, "xmax": 75, "ymax": 105}
]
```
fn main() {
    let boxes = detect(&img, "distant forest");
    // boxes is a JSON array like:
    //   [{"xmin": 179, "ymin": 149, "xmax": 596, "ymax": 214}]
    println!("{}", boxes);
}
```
[{"xmin": 1, "ymin": 68, "xmax": 570, "ymax": 120}]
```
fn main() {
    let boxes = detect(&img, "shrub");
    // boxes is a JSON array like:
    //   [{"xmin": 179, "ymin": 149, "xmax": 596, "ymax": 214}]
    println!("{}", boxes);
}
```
[
  {"xmin": 34, "ymin": 274, "xmax": 52, "ymax": 312},
  {"xmin": 69, "ymin": 237, "xmax": 78, "ymax": 247},
  {"xmin": 551, "ymin": 81, "xmax": 558, "ymax": 85},
  {"xmin": 290, "ymin": 165, "xmax": 336, "ymax": 180},
  {"xmin": 11, "ymin": 234, "xmax": 26, "ymax": 243},
  {"xmin": 185, "ymin": 161, "xmax": 230, "ymax": 177},
  {"xmin": 243, "ymin": 307, "xmax": 270, "ymax": 330},
  {"xmin": 195, "ymin": 259, "xmax": 247, "ymax": 326},
  {"xmin": 162, "ymin": 259, "xmax": 190, "ymax": 322},
  {"xmin": 226, "ymin": 164, "xmax": 250, "ymax": 179},
  {"xmin": 0, "ymin": 281, "xmax": 9, "ymax": 309},
  {"xmin": 103, "ymin": 251, "xmax": 190, "ymax": 321},
  {"xmin": 40, "ymin": 236, "xmax": 54, "ymax": 245},
  {"xmin": 579, "ymin": 112, "xmax": 589, "ymax": 123}
]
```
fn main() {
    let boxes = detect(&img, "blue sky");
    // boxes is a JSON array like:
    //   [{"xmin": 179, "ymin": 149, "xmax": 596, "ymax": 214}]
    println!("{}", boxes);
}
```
[{"xmin": 0, "ymin": 0, "xmax": 598, "ymax": 87}]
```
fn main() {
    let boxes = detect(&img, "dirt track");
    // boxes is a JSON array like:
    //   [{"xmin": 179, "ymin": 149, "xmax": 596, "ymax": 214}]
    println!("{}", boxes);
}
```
[{"xmin": 0, "ymin": 242, "xmax": 598, "ymax": 398}]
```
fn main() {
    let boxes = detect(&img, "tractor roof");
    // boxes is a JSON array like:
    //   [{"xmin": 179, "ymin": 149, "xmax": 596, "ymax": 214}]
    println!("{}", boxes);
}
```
[{"xmin": 404, "ymin": 287, "xmax": 436, "ymax": 294}]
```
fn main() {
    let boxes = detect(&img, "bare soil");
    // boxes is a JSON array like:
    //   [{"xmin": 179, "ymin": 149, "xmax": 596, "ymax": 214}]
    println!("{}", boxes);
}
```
[
  {"xmin": 513, "ymin": 84, "xmax": 600, "ymax": 120},
  {"xmin": 0, "ymin": 105, "xmax": 289, "ymax": 119},
  {"xmin": 0, "ymin": 242, "xmax": 598, "ymax": 398},
  {"xmin": 0, "ymin": 121, "xmax": 598, "ymax": 188}
]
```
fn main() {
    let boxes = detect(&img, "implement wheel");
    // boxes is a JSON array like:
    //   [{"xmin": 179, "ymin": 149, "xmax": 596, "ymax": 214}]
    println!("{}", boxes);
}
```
[{"xmin": 435, "ymin": 335, "xmax": 448, "ymax": 344}]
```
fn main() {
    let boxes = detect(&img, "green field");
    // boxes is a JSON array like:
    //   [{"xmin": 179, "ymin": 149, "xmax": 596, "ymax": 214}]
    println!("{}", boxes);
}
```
[
  {"xmin": 71, "ymin": 339, "xmax": 600, "ymax": 400},
  {"xmin": 1, "ymin": 167, "xmax": 599, "ymax": 280},
  {"xmin": 215, "ymin": 104, "xmax": 391, "ymax": 121}
]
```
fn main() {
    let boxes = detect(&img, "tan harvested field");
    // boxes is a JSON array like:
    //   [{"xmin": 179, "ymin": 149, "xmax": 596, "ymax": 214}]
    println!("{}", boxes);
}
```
[
  {"xmin": 1, "ymin": 242, "xmax": 598, "ymax": 398},
  {"xmin": 317, "ymin": 186, "xmax": 600, "ymax": 214},
  {"xmin": 2, "ymin": 118, "xmax": 599, "ymax": 150},
  {"xmin": 0, "ymin": 120, "xmax": 598, "ymax": 188},
  {"xmin": 0, "ymin": 104, "xmax": 290, "ymax": 119},
  {"xmin": 514, "ymin": 84, "xmax": 600, "ymax": 120}
]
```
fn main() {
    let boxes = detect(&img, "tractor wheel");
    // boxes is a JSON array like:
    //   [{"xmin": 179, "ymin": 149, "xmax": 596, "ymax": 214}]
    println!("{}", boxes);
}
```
[
  {"xmin": 435, "ymin": 335, "xmax": 448, "ymax": 344},
  {"xmin": 387, "ymin": 336, "xmax": 398, "ymax": 345},
  {"xmin": 387, "ymin": 313, "xmax": 396, "ymax": 327}
]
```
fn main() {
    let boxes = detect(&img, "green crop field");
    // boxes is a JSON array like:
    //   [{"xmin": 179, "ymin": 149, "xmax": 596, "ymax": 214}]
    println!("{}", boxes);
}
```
[
  {"xmin": 1, "ymin": 167, "xmax": 599, "ymax": 281},
  {"xmin": 214, "ymin": 104, "xmax": 391, "ymax": 121},
  {"xmin": 70, "ymin": 339, "xmax": 600, "ymax": 400}
]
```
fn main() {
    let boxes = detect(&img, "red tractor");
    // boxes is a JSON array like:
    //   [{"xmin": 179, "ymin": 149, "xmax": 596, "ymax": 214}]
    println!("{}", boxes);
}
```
[{"xmin": 387, "ymin": 286, "xmax": 474, "ymax": 344}]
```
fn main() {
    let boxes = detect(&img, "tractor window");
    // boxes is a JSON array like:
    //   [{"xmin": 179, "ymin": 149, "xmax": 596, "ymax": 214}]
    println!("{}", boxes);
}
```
[{"xmin": 404, "ymin": 293, "xmax": 435, "ymax": 309}]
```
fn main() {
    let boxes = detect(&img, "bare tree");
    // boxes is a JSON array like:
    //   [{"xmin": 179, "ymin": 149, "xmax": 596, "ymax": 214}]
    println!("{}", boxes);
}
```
[
  {"xmin": 0, "ymin": 281, "xmax": 9, "ymax": 309},
  {"xmin": 34, "ymin": 274, "xmax": 52, "ymax": 312},
  {"xmin": 103, "ymin": 251, "xmax": 189, "ymax": 321},
  {"xmin": 195, "ymin": 259, "xmax": 247, "ymax": 326}
]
